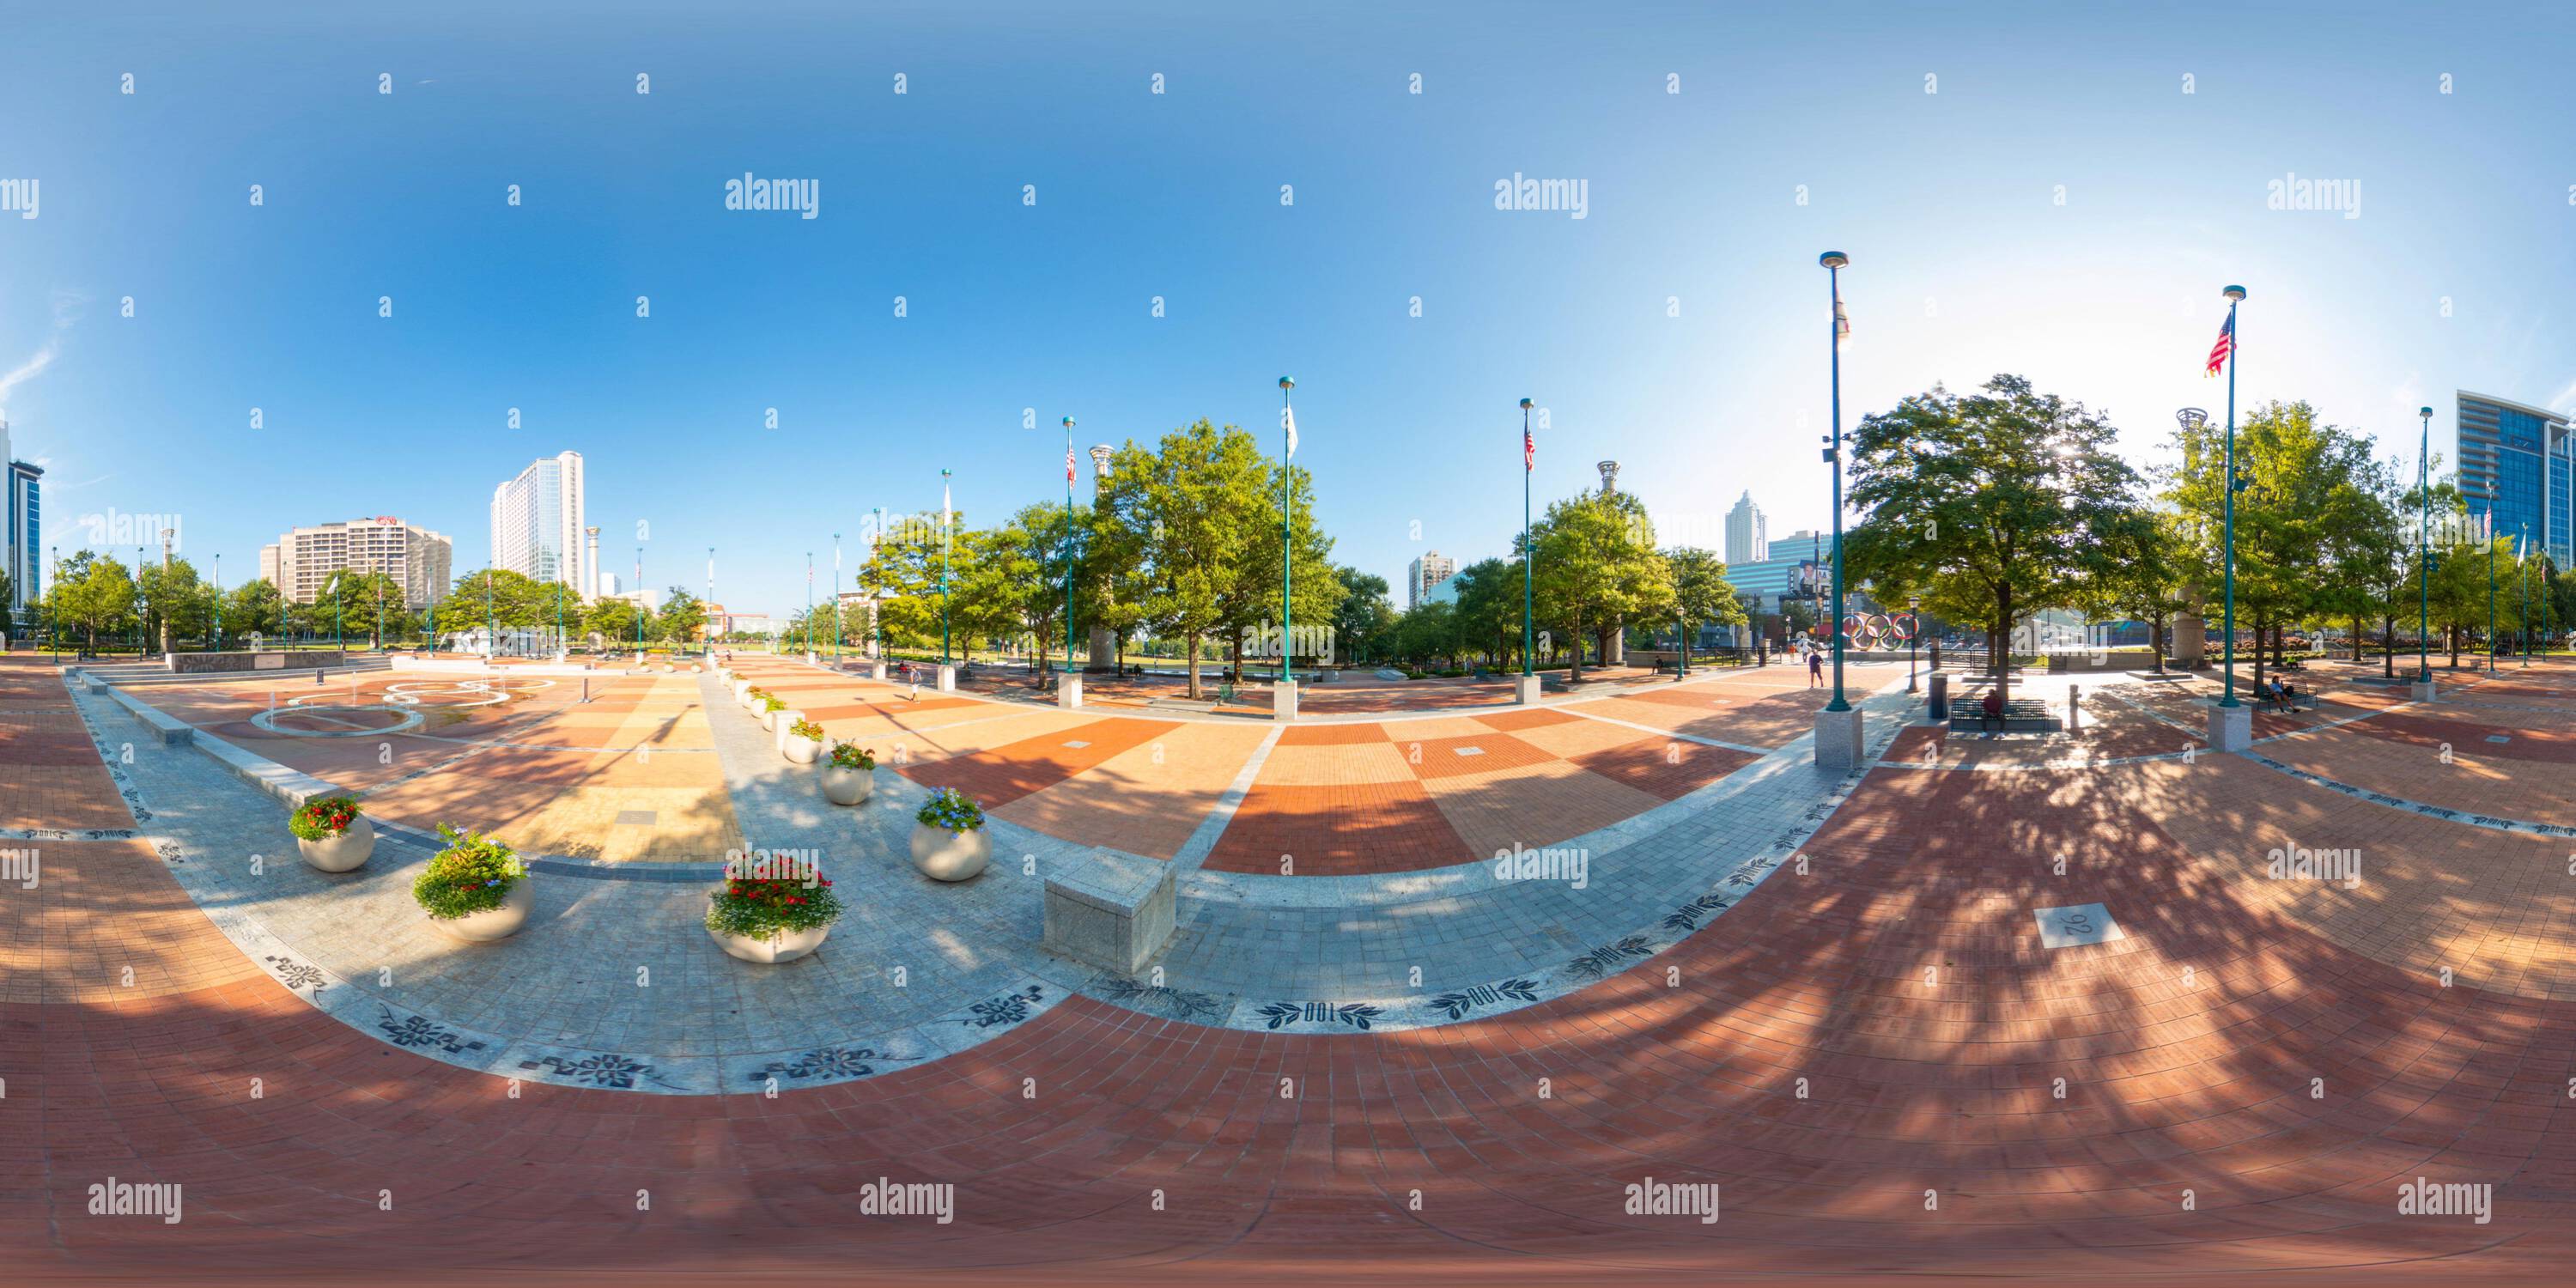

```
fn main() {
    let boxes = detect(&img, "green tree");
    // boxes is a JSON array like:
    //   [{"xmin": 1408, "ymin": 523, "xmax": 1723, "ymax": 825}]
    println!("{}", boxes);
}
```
[
  {"xmin": 1329, "ymin": 567, "xmax": 1395, "ymax": 664},
  {"xmin": 1665, "ymin": 547, "xmax": 1747, "ymax": 674},
  {"xmin": 1447, "ymin": 559, "xmax": 1520, "ymax": 668},
  {"xmin": 1844, "ymin": 374, "xmax": 2141, "ymax": 703},
  {"xmin": 657, "ymin": 586, "xmax": 707, "ymax": 648},
  {"xmin": 48, "ymin": 551, "xmax": 139, "ymax": 653},
  {"xmin": 227, "ymin": 578, "xmax": 283, "ymax": 641},
  {"xmin": 1530, "ymin": 489, "xmax": 1676, "ymax": 681},
  {"xmin": 1097, "ymin": 420, "xmax": 1271, "ymax": 698},
  {"xmin": 1221, "ymin": 457, "xmax": 1345, "ymax": 676}
]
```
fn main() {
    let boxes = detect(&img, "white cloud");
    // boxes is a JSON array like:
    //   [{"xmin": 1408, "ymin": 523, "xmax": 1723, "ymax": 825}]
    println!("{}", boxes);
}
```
[{"xmin": 0, "ymin": 290, "xmax": 84, "ymax": 417}]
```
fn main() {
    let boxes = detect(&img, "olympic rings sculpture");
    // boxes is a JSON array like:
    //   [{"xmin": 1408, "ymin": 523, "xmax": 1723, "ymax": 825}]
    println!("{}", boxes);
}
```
[{"xmin": 1838, "ymin": 612, "xmax": 1920, "ymax": 652}]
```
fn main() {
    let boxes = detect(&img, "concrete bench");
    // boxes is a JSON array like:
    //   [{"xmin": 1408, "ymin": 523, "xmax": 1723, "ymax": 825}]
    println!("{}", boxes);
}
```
[
  {"xmin": 103, "ymin": 687, "xmax": 196, "ymax": 745},
  {"xmin": 1948, "ymin": 700, "xmax": 2063, "ymax": 733},
  {"xmin": 1042, "ymin": 849, "xmax": 1176, "ymax": 975}
]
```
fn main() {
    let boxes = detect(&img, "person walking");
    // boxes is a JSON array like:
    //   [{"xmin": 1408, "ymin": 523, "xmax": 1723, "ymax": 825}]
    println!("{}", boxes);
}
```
[{"xmin": 1806, "ymin": 639, "xmax": 1824, "ymax": 689}]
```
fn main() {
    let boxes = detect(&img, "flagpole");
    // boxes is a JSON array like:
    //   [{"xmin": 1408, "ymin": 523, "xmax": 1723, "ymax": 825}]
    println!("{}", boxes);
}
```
[
  {"xmin": 2219, "ymin": 286, "xmax": 2245, "ymax": 711},
  {"xmin": 1521, "ymin": 398, "xmax": 1534, "ymax": 678},
  {"xmin": 940, "ymin": 468, "xmax": 952, "ymax": 667},
  {"xmin": 2486, "ymin": 502, "xmax": 2496, "ymax": 671},
  {"xmin": 1062, "ymin": 416, "xmax": 1077, "ymax": 678},
  {"xmin": 832, "ymin": 533, "xmax": 841, "ymax": 663},
  {"xmin": 2522, "ymin": 524, "xmax": 2531, "ymax": 666},
  {"xmin": 1279, "ymin": 376, "xmax": 1296, "ymax": 691}
]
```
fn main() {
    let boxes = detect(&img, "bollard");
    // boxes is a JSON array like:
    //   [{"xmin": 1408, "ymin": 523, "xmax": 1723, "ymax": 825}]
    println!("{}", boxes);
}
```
[
  {"xmin": 1927, "ymin": 671, "xmax": 1949, "ymax": 721},
  {"xmin": 314, "ymin": 667, "xmax": 324, "ymax": 685},
  {"xmin": 2069, "ymin": 683, "xmax": 2081, "ymax": 730}
]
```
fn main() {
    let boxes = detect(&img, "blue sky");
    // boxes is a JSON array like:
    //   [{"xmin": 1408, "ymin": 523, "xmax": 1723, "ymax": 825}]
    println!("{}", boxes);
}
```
[{"xmin": 4, "ymin": 0, "xmax": 2573, "ymax": 614}]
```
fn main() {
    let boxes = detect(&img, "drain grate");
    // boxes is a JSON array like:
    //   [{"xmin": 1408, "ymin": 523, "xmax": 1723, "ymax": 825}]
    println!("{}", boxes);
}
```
[{"xmin": 614, "ymin": 810, "xmax": 658, "ymax": 826}]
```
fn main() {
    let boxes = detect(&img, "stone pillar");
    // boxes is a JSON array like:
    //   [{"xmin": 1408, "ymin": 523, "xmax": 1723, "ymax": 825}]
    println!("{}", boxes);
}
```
[
  {"xmin": 2172, "ymin": 615, "xmax": 2207, "ymax": 666},
  {"xmin": 867, "ymin": 659, "xmax": 887, "ymax": 681},
  {"xmin": 1273, "ymin": 679, "xmax": 1298, "ymax": 721},
  {"xmin": 1057, "ymin": 672, "xmax": 1084, "ymax": 709},
  {"xmin": 1087, "ymin": 625, "xmax": 1116, "ymax": 672},
  {"xmin": 2207, "ymin": 702, "xmax": 2251, "ymax": 751},
  {"xmin": 1514, "ymin": 674, "xmax": 1542, "ymax": 705},
  {"xmin": 935, "ymin": 664, "xmax": 957, "ymax": 693},
  {"xmin": 1813, "ymin": 707, "xmax": 1865, "ymax": 769}
]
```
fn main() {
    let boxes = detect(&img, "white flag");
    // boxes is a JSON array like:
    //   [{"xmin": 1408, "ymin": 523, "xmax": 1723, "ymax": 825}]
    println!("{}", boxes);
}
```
[
  {"xmin": 1834, "ymin": 294, "xmax": 1850, "ymax": 343},
  {"xmin": 1283, "ymin": 404, "xmax": 1299, "ymax": 459}
]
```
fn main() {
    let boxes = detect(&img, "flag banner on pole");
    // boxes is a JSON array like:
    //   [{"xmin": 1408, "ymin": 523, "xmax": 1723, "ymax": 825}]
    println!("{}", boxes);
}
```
[
  {"xmin": 1283, "ymin": 404, "xmax": 1299, "ymax": 459},
  {"xmin": 1833, "ymin": 295, "xmax": 1850, "ymax": 343},
  {"xmin": 1523, "ymin": 425, "xmax": 1534, "ymax": 471},
  {"xmin": 2204, "ymin": 314, "xmax": 2234, "ymax": 376},
  {"xmin": 1066, "ymin": 445, "xmax": 1076, "ymax": 483}
]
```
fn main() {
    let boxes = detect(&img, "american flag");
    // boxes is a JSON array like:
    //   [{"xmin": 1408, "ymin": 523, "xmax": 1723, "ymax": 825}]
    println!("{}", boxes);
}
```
[
  {"xmin": 2204, "ymin": 314, "xmax": 2234, "ymax": 377},
  {"xmin": 1523, "ymin": 425, "xmax": 1534, "ymax": 471}
]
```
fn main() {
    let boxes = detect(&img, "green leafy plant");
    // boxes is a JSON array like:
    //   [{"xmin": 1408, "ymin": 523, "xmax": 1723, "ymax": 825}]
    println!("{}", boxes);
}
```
[
  {"xmin": 762, "ymin": 694, "xmax": 788, "ymax": 713},
  {"xmin": 412, "ymin": 823, "xmax": 529, "ymax": 920},
  {"xmin": 916, "ymin": 787, "xmax": 985, "ymax": 833},
  {"xmin": 705, "ymin": 870, "xmax": 842, "ymax": 941},
  {"xmin": 790, "ymin": 717, "xmax": 824, "ymax": 740},
  {"xmin": 288, "ymin": 794, "xmax": 363, "ymax": 841},
  {"xmin": 827, "ymin": 742, "xmax": 876, "ymax": 770},
  {"xmin": 746, "ymin": 685, "xmax": 770, "ymax": 702}
]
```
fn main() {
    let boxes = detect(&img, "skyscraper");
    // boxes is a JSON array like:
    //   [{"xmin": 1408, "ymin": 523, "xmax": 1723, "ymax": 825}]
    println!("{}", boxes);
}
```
[
  {"xmin": 263, "ymin": 518, "xmax": 453, "ymax": 607},
  {"xmin": 2, "ymin": 419, "xmax": 41, "ymax": 615},
  {"xmin": 2456, "ymin": 392, "xmax": 2572, "ymax": 564},
  {"xmin": 1407, "ymin": 550, "xmax": 1457, "ymax": 610},
  {"xmin": 489, "ymin": 452, "xmax": 588, "ymax": 595},
  {"xmin": 1725, "ymin": 490, "xmax": 1768, "ymax": 565}
]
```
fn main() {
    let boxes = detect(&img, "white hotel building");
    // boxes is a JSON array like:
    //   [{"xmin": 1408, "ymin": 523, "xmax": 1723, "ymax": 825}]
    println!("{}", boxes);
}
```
[{"xmin": 489, "ymin": 451, "xmax": 592, "ymax": 598}]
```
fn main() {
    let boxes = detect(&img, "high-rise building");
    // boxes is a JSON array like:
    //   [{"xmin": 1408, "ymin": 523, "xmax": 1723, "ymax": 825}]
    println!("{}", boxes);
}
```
[
  {"xmin": 489, "ymin": 452, "xmax": 588, "ymax": 595},
  {"xmin": 2456, "ymin": 392, "xmax": 2573, "ymax": 564},
  {"xmin": 2, "ymin": 419, "xmax": 39, "ymax": 613},
  {"xmin": 1406, "ymin": 550, "xmax": 1457, "ymax": 610},
  {"xmin": 1725, "ymin": 490, "xmax": 1768, "ymax": 566},
  {"xmin": 264, "ymin": 518, "xmax": 454, "ymax": 607}
]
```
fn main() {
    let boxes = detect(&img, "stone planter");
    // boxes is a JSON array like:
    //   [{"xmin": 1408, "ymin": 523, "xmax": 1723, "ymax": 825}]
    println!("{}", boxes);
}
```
[
  {"xmin": 709, "ymin": 919, "xmax": 831, "ymax": 964},
  {"xmin": 732, "ymin": 679, "xmax": 753, "ymax": 704},
  {"xmin": 295, "ymin": 814, "xmax": 375, "ymax": 873},
  {"xmin": 430, "ymin": 880, "xmax": 534, "ymax": 943},
  {"xmin": 821, "ymin": 764, "xmax": 874, "ymax": 805},
  {"xmin": 783, "ymin": 733, "xmax": 822, "ymax": 765},
  {"xmin": 760, "ymin": 707, "xmax": 783, "ymax": 732},
  {"xmin": 910, "ymin": 823, "xmax": 992, "ymax": 882}
]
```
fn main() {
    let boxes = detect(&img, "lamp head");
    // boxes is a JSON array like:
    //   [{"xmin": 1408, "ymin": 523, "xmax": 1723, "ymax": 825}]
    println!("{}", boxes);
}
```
[
  {"xmin": 2221, "ymin": 284, "xmax": 2246, "ymax": 301},
  {"xmin": 2176, "ymin": 407, "xmax": 2208, "ymax": 430},
  {"xmin": 1061, "ymin": 416, "xmax": 1074, "ymax": 428},
  {"xmin": 1278, "ymin": 376, "xmax": 1295, "ymax": 391},
  {"xmin": 1819, "ymin": 252, "xmax": 1849, "ymax": 270},
  {"xmin": 1519, "ymin": 398, "xmax": 1534, "ymax": 410},
  {"xmin": 2419, "ymin": 406, "xmax": 2433, "ymax": 419}
]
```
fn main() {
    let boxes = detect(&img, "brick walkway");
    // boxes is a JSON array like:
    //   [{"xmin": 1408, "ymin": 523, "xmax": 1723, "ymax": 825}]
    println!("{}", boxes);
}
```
[{"xmin": 15, "ymin": 653, "xmax": 2576, "ymax": 1281}]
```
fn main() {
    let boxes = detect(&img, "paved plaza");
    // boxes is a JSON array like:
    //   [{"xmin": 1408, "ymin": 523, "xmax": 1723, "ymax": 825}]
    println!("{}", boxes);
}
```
[{"xmin": 9, "ymin": 650, "xmax": 2576, "ymax": 1282}]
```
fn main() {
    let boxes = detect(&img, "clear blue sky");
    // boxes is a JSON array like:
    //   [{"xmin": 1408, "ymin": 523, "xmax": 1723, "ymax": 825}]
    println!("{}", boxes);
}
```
[{"xmin": 5, "ymin": 0, "xmax": 2573, "ymax": 614}]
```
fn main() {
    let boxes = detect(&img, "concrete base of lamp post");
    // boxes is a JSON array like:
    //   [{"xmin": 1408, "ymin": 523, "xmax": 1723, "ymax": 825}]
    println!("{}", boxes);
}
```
[
  {"xmin": 867, "ymin": 660, "xmax": 887, "ymax": 681},
  {"xmin": 1273, "ymin": 679, "xmax": 1299, "ymax": 721},
  {"xmin": 1514, "ymin": 674, "xmax": 1542, "ymax": 705},
  {"xmin": 2409, "ymin": 679, "xmax": 2438, "ymax": 702},
  {"xmin": 935, "ymin": 665, "xmax": 957, "ymax": 693},
  {"xmin": 1057, "ymin": 672, "xmax": 1083, "ymax": 710},
  {"xmin": 1811, "ymin": 707, "xmax": 1864, "ymax": 769},
  {"xmin": 2207, "ymin": 702, "xmax": 2251, "ymax": 752}
]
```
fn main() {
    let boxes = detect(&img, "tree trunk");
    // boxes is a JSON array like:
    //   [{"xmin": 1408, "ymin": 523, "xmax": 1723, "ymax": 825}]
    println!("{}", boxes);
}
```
[
  {"xmin": 2352, "ymin": 615, "xmax": 2365, "ymax": 664},
  {"xmin": 2251, "ymin": 613, "xmax": 2268, "ymax": 689},
  {"xmin": 1567, "ymin": 611, "xmax": 1586, "ymax": 682},
  {"xmin": 2382, "ymin": 616, "xmax": 2396, "ymax": 677},
  {"xmin": 1185, "ymin": 632, "xmax": 1201, "ymax": 699},
  {"xmin": 1993, "ymin": 586, "xmax": 2013, "ymax": 706}
]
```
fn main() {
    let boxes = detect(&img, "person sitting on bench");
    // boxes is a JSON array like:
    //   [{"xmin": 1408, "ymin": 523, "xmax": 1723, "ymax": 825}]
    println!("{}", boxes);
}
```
[
  {"xmin": 1980, "ymin": 689, "xmax": 2005, "ymax": 723},
  {"xmin": 2277, "ymin": 681, "xmax": 2301, "ymax": 711}
]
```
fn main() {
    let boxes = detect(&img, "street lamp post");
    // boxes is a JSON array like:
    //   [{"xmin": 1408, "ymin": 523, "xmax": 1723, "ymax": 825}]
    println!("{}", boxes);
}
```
[
  {"xmin": 872, "ymin": 507, "xmax": 887, "ymax": 661},
  {"xmin": 832, "ymin": 533, "xmax": 841, "ymax": 664},
  {"xmin": 1056, "ymin": 417, "xmax": 1077, "ymax": 681},
  {"xmin": 2523, "ymin": 524, "xmax": 2532, "ymax": 667},
  {"xmin": 2416, "ymin": 404, "xmax": 2433, "ymax": 687},
  {"xmin": 2486, "ymin": 501, "xmax": 2497, "ymax": 671},
  {"xmin": 1907, "ymin": 597, "xmax": 1920, "ymax": 695},
  {"xmin": 1090, "ymin": 445, "xmax": 1115, "ymax": 673},
  {"xmin": 1813, "ymin": 252, "xmax": 1864, "ymax": 768},
  {"xmin": 940, "ymin": 468, "xmax": 953, "ymax": 667},
  {"xmin": 805, "ymin": 551, "xmax": 813, "ymax": 658},
  {"xmin": 706, "ymin": 547, "xmax": 714, "ymax": 657},
  {"xmin": 213, "ymin": 553, "xmax": 223, "ymax": 651},
  {"xmin": 1278, "ymin": 378, "xmax": 1297, "ymax": 699}
]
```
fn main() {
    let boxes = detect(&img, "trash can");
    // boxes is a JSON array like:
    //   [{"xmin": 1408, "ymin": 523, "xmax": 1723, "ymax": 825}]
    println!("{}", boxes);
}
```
[{"xmin": 1928, "ymin": 671, "xmax": 1949, "ymax": 721}]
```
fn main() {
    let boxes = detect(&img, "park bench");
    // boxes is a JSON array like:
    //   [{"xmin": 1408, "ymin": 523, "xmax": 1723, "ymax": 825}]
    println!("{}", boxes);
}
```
[{"xmin": 1947, "ymin": 697, "xmax": 2062, "ymax": 733}]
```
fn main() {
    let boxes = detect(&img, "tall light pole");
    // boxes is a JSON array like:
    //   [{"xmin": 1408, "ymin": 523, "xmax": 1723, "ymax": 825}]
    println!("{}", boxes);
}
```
[
  {"xmin": 872, "ymin": 507, "xmax": 887, "ymax": 661},
  {"xmin": 939, "ymin": 468, "xmax": 953, "ymax": 666},
  {"xmin": 2486, "ymin": 501, "xmax": 2497, "ymax": 671},
  {"xmin": 1058, "ymin": 416, "xmax": 1077, "ymax": 679},
  {"xmin": 1089, "ymin": 444, "xmax": 1114, "ymax": 674},
  {"xmin": 1279, "ymin": 377, "xmax": 1297, "ymax": 688},
  {"xmin": 1520, "ymin": 397, "xmax": 1534, "ymax": 678},
  {"xmin": 2416, "ymin": 404, "xmax": 2433, "ymax": 683},
  {"xmin": 2522, "ymin": 524, "xmax": 2533, "ymax": 666},
  {"xmin": 635, "ymin": 547, "xmax": 644, "ymax": 653},
  {"xmin": 213, "ymin": 552, "xmax": 223, "ymax": 650},
  {"xmin": 705, "ymin": 547, "xmax": 714, "ymax": 656},
  {"xmin": 2218, "ymin": 285, "xmax": 2246, "ymax": 713},
  {"xmin": 1906, "ymin": 597, "xmax": 1920, "ymax": 695},
  {"xmin": 832, "ymin": 533, "xmax": 842, "ymax": 662},
  {"xmin": 805, "ymin": 551, "xmax": 813, "ymax": 656},
  {"xmin": 1820, "ymin": 252, "xmax": 1851, "ymax": 714}
]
